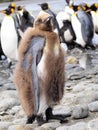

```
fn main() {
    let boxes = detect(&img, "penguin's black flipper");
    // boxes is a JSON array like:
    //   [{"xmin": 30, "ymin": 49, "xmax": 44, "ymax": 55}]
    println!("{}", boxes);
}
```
[
  {"xmin": 22, "ymin": 36, "xmax": 45, "ymax": 114},
  {"xmin": 76, "ymin": 10, "xmax": 94, "ymax": 48}
]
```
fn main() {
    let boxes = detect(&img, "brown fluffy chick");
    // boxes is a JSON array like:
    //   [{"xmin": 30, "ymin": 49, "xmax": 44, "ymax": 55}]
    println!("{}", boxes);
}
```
[{"xmin": 14, "ymin": 10, "xmax": 66, "ymax": 125}]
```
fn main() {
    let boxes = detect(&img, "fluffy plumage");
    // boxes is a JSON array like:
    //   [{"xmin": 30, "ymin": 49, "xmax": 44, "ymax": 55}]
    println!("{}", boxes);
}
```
[{"xmin": 14, "ymin": 11, "xmax": 66, "ymax": 125}]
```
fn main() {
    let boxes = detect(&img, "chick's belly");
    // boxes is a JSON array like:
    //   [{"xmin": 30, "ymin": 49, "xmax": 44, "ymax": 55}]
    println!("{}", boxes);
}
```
[{"xmin": 37, "ymin": 56, "xmax": 47, "ymax": 80}]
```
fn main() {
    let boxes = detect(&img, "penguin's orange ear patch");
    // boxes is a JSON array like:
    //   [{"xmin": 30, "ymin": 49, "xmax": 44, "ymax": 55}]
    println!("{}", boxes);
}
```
[
  {"xmin": 95, "ymin": 3, "xmax": 98, "ymax": 9},
  {"xmin": 10, "ymin": 3, "xmax": 16, "ymax": 8},
  {"xmin": 78, "ymin": 6, "xmax": 80, "ymax": 10}
]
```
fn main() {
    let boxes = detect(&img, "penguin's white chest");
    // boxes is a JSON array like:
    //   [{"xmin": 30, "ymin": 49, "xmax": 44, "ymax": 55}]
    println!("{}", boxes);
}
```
[
  {"xmin": 1, "ymin": 16, "xmax": 18, "ymax": 60},
  {"xmin": 37, "ymin": 44, "xmax": 59, "ymax": 80},
  {"xmin": 37, "ymin": 54, "xmax": 47, "ymax": 81},
  {"xmin": 71, "ymin": 14, "xmax": 86, "ymax": 47},
  {"xmin": 64, "ymin": 29, "xmax": 73, "ymax": 42},
  {"xmin": 91, "ymin": 11, "xmax": 98, "ymax": 32}
]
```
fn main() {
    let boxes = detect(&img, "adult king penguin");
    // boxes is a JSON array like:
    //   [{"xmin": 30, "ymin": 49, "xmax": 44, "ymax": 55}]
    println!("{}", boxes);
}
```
[
  {"xmin": 1, "ymin": 3, "xmax": 35, "ymax": 67},
  {"xmin": 70, "ymin": 6, "xmax": 95, "ymax": 49},
  {"xmin": 90, "ymin": 3, "xmax": 98, "ymax": 34},
  {"xmin": 14, "ymin": 11, "xmax": 66, "ymax": 125},
  {"xmin": 0, "ymin": 7, "xmax": 18, "ymax": 62},
  {"xmin": 0, "ymin": 3, "xmax": 16, "ymax": 62},
  {"xmin": 56, "ymin": 11, "xmax": 76, "ymax": 49},
  {"xmin": 16, "ymin": 6, "xmax": 35, "ymax": 32},
  {"xmin": 0, "ymin": 23, "xmax": 6, "ymax": 60}
]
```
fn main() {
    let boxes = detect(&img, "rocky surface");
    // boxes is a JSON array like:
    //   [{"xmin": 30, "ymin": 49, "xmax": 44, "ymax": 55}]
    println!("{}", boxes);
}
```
[
  {"xmin": 0, "ymin": 0, "xmax": 98, "ymax": 129},
  {"xmin": 0, "ymin": 47, "xmax": 98, "ymax": 130}
]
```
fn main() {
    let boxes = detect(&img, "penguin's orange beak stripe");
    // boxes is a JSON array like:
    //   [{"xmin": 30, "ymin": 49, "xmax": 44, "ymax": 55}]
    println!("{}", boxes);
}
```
[
  {"xmin": 86, "ymin": 9, "xmax": 91, "ymax": 13},
  {"xmin": 0, "ymin": 10, "xmax": 6, "ymax": 14}
]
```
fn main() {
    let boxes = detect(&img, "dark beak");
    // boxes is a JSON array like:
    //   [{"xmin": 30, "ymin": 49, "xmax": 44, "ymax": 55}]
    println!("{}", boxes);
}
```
[{"xmin": 38, "ymin": 4, "xmax": 42, "ymax": 7}]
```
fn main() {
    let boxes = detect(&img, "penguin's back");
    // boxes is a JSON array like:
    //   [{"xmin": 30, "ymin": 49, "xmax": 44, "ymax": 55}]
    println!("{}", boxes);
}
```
[{"xmin": 77, "ymin": 10, "xmax": 94, "ymax": 44}]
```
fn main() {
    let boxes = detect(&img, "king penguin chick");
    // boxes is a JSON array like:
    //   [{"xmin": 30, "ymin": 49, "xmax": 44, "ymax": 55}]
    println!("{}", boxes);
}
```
[
  {"xmin": 0, "ymin": 7, "xmax": 18, "ymax": 63},
  {"xmin": 71, "ymin": 6, "xmax": 95, "ymax": 49},
  {"xmin": 14, "ymin": 11, "xmax": 66, "ymax": 125}
]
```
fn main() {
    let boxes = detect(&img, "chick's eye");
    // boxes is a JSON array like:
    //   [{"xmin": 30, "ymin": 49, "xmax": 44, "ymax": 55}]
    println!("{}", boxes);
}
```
[{"xmin": 37, "ymin": 19, "xmax": 42, "ymax": 24}]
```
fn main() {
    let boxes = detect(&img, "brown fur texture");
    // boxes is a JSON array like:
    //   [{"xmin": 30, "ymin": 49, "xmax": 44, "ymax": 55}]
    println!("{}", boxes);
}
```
[
  {"xmin": 14, "ymin": 11, "xmax": 65, "ymax": 118},
  {"xmin": 38, "ymin": 32, "xmax": 65, "ymax": 105}
]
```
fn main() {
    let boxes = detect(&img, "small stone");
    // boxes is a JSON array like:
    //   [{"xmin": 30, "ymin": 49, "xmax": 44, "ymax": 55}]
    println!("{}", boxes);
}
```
[
  {"xmin": 0, "ymin": 121, "xmax": 12, "ymax": 130},
  {"xmin": 0, "ymin": 98, "xmax": 19, "ymax": 112},
  {"xmin": 8, "ymin": 125, "xmax": 16, "ymax": 130},
  {"xmin": 12, "ymin": 118, "xmax": 26, "ymax": 125},
  {"xmin": 35, "ymin": 127, "xmax": 50, "ymax": 130},
  {"xmin": 88, "ymin": 118, "xmax": 98, "ymax": 130},
  {"xmin": 41, "ymin": 122, "xmax": 61, "ymax": 130},
  {"xmin": 88, "ymin": 101, "xmax": 98, "ymax": 112},
  {"xmin": 72, "ymin": 104, "xmax": 89, "ymax": 119},
  {"xmin": 9, "ymin": 106, "xmax": 22, "ymax": 115},
  {"xmin": 79, "ymin": 53, "xmax": 92, "ymax": 69},
  {"xmin": 56, "ymin": 125, "xmax": 69, "ymax": 130},
  {"xmin": 56, "ymin": 122, "xmax": 87, "ymax": 130},
  {"xmin": 74, "ymin": 91, "xmax": 98, "ymax": 104},
  {"xmin": 8, "ymin": 124, "xmax": 37, "ymax": 130},
  {"xmin": 53, "ymin": 105, "xmax": 71, "ymax": 117},
  {"xmin": 0, "ymin": 114, "xmax": 14, "ymax": 122},
  {"xmin": 70, "ymin": 122, "xmax": 87, "ymax": 130},
  {"xmin": 73, "ymin": 82, "xmax": 86, "ymax": 92},
  {"xmin": 66, "ymin": 56, "xmax": 78, "ymax": 64}
]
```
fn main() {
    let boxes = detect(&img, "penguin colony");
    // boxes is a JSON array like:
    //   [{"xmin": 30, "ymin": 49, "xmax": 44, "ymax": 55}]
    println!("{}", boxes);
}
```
[
  {"xmin": 1, "ymin": 1, "xmax": 98, "ymax": 62},
  {"xmin": 0, "ymin": 3, "xmax": 34, "ymax": 66},
  {"xmin": 0, "ymin": 0, "xmax": 98, "ymax": 125}
]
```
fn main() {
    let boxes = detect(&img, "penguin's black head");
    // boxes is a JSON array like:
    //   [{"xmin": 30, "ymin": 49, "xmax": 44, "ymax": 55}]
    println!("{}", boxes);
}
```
[
  {"xmin": 90, "ymin": 3, "xmax": 98, "ymax": 11},
  {"xmin": 79, "ymin": 3, "xmax": 90, "ymax": 11},
  {"xmin": 8, "ymin": 3, "xmax": 16, "ymax": 13},
  {"xmin": 19, "ymin": 8, "xmax": 34, "ymax": 32},
  {"xmin": 38, "ymin": 3, "xmax": 49, "ymax": 10},
  {"xmin": 23, "ymin": 10, "xmax": 29, "ymax": 19},
  {"xmin": 63, "ymin": 20, "xmax": 71, "ymax": 29},
  {"xmin": 66, "ymin": 0, "xmax": 73, "ymax": 6},
  {"xmin": 17, "ymin": 6, "xmax": 23, "ymax": 11},
  {"xmin": 34, "ymin": 11, "xmax": 53, "ymax": 32},
  {"xmin": 70, "ymin": 5, "xmax": 80, "ymax": 12},
  {"xmin": 83, "ymin": 4, "xmax": 90, "ymax": 11}
]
